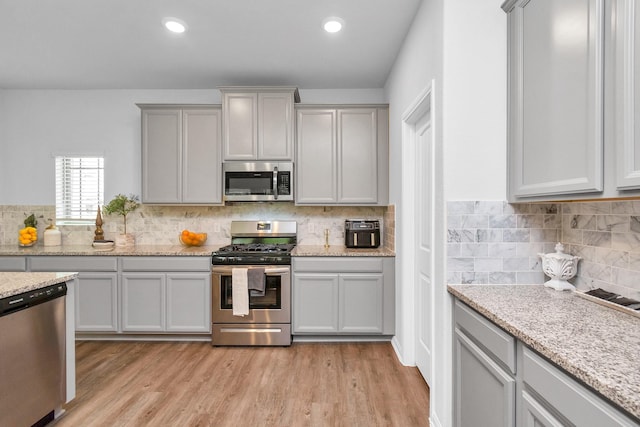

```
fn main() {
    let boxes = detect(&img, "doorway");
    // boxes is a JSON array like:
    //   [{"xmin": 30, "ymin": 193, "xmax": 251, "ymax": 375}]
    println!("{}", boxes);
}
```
[{"xmin": 401, "ymin": 83, "xmax": 435, "ymax": 385}]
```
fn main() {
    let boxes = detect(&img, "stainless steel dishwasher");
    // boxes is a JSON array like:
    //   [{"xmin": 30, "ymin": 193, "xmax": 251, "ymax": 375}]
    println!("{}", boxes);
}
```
[{"xmin": 0, "ymin": 282, "xmax": 67, "ymax": 427}]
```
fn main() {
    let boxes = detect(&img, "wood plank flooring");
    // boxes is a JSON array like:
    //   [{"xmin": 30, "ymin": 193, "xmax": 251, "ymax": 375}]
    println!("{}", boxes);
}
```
[{"xmin": 53, "ymin": 341, "xmax": 430, "ymax": 427}]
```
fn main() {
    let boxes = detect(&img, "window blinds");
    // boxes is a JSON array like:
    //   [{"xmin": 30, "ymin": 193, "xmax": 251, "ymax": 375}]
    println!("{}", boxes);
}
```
[{"xmin": 55, "ymin": 156, "xmax": 104, "ymax": 221}]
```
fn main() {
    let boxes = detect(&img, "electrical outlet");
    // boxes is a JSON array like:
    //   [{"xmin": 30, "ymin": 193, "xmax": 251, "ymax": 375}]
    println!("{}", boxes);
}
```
[
  {"xmin": 214, "ymin": 223, "xmax": 220, "ymax": 233},
  {"xmin": 308, "ymin": 223, "xmax": 315, "ymax": 233}
]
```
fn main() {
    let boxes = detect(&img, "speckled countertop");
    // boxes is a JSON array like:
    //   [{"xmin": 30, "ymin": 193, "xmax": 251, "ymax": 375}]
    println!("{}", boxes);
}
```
[
  {"xmin": 291, "ymin": 245, "xmax": 395, "ymax": 257},
  {"xmin": 0, "ymin": 244, "xmax": 395, "ymax": 257},
  {"xmin": 0, "ymin": 244, "xmax": 222, "ymax": 256},
  {"xmin": 448, "ymin": 284, "xmax": 640, "ymax": 421},
  {"xmin": 0, "ymin": 272, "xmax": 78, "ymax": 299}
]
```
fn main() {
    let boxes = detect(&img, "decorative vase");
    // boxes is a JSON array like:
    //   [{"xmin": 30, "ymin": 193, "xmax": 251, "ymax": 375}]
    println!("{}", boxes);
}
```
[
  {"xmin": 115, "ymin": 233, "xmax": 135, "ymax": 247},
  {"xmin": 538, "ymin": 243, "xmax": 581, "ymax": 291}
]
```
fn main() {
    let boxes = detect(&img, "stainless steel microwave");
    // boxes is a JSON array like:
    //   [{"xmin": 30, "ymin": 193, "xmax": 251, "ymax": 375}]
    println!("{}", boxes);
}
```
[{"xmin": 223, "ymin": 162, "xmax": 293, "ymax": 202}]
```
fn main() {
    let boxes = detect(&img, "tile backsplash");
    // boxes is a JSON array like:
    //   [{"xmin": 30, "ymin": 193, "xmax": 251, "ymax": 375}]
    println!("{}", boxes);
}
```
[
  {"xmin": 447, "ymin": 200, "xmax": 640, "ymax": 300},
  {"xmin": 447, "ymin": 201, "xmax": 559, "ymax": 286},
  {"xmin": 0, "ymin": 203, "xmax": 394, "ymax": 249}
]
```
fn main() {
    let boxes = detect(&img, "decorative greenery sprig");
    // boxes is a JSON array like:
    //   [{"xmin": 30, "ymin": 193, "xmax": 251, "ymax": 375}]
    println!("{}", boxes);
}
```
[
  {"xmin": 103, "ymin": 194, "xmax": 140, "ymax": 234},
  {"xmin": 24, "ymin": 213, "xmax": 37, "ymax": 228}
]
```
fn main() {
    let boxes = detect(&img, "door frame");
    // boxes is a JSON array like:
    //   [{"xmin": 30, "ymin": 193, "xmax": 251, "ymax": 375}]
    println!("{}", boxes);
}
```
[{"xmin": 398, "ymin": 81, "xmax": 438, "ymax": 384}]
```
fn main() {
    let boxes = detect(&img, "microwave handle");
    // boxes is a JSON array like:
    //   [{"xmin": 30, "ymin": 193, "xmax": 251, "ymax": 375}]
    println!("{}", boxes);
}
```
[{"xmin": 273, "ymin": 166, "xmax": 279, "ymax": 200}]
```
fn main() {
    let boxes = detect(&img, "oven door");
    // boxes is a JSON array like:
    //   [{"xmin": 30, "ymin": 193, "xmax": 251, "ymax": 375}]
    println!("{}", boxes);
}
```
[{"xmin": 211, "ymin": 266, "xmax": 290, "ymax": 324}]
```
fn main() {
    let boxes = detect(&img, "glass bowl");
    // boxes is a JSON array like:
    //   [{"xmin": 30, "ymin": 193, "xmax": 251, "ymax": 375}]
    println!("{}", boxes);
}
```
[{"xmin": 179, "ymin": 232, "xmax": 207, "ymax": 247}]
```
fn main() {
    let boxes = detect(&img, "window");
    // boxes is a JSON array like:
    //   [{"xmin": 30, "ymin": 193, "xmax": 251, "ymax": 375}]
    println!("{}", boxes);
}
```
[{"xmin": 55, "ymin": 156, "xmax": 104, "ymax": 223}]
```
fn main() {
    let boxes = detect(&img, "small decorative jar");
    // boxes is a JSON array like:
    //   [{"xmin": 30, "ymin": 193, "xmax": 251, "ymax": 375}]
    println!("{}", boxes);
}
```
[
  {"xmin": 538, "ymin": 243, "xmax": 581, "ymax": 291},
  {"xmin": 44, "ymin": 223, "xmax": 62, "ymax": 246}
]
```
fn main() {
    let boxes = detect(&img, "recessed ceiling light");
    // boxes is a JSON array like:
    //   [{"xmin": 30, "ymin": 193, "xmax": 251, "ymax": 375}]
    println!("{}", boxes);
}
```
[
  {"xmin": 323, "ymin": 17, "xmax": 344, "ymax": 33},
  {"xmin": 163, "ymin": 17, "xmax": 187, "ymax": 34}
]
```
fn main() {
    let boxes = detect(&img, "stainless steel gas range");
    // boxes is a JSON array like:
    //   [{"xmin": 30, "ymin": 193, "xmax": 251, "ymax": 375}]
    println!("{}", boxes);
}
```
[{"xmin": 211, "ymin": 220, "xmax": 296, "ymax": 346}]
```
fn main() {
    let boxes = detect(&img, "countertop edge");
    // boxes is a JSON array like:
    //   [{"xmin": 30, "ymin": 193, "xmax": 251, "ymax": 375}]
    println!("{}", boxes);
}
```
[{"xmin": 0, "ymin": 272, "xmax": 78, "ymax": 299}]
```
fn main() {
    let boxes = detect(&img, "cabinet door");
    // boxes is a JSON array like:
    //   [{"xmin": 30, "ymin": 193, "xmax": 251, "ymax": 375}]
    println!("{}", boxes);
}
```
[
  {"xmin": 520, "ymin": 390, "xmax": 565, "ymax": 427},
  {"xmin": 142, "ymin": 108, "xmax": 182, "ymax": 203},
  {"xmin": 337, "ymin": 109, "xmax": 378, "ymax": 203},
  {"xmin": 454, "ymin": 328, "xmax": 516, "ymax": 427},
  {"xmin": 183, "ymin": 108, "xmax": 222, "ymax": 203},
  {"xmin": 75, "ymin": 272, "xmax": 119, "ymax": 332},
  {"xmin": 121, "ymin": 273, "xmax": 165, "ymax": 331},
  {"xmin": 292, "ymin": 273, "xmax": 339, "ymax": 333},
  {"xmin": 166, "ymin": 273, "xmax": 211, "ymax": 332},
  {"xmin": 223, "ymin": 92, "xmax": 257, "ymax": 160},
  {"xmin": 339, "ymin": 274, "xmax": 383, "ymax": 333},
  {"xmin": 507, "ymin": 0, "xmax": 604, "ymax": 198},
  {"xmin": 296, "ymin": 109, "xmax": 337, "ymax": 203},
  {"xmin": 258, "ymin": 92, "xmax": 294, "ymax": 160},
  {"xmin": 616, "ymin": 0, "xmax": 640, "ymax": 189}
]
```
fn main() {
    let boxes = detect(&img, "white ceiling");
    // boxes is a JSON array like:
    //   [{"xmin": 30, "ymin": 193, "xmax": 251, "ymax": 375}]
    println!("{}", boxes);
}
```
[{"xmin": 0, "ymin": 0, "xmax": 422, "ymax": 90}]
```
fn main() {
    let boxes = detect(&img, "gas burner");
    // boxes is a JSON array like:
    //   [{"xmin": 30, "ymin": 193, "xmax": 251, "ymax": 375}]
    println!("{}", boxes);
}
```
[{"xmin": 217, "ymin": 243, "xmax": 295, "ymax": 254}]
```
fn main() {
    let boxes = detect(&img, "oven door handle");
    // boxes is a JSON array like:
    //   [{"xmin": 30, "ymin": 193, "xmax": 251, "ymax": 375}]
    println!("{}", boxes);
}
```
[{"xmin": 211, "ymin": 266, "xmax": 290, "ymax": 275}]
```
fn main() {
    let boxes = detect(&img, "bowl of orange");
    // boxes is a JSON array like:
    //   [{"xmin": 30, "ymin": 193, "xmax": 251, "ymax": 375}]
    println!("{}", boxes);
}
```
[{"xmin": 179, "ymin": 230, "xmax": 208, "ymax": 247}]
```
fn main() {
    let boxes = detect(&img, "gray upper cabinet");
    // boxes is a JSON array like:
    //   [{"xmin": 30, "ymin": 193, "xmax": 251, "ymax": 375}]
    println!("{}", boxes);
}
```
[
  {"xmin": 140, "ymin": 105, "xmax": 222, "ymax": 204},
  {"xmin": 504, "ymin": 0, "xmax": 605, "ymax": 200},
  {"xmin": 220, "ymin": 86, "xmax": 298, "ymax": 161},
  {"xmin": 505, "ymin": 0, "xmax": 640, "ymax": 201},
  {"xmin": 616, "ymin": 0, "xmax": 640, "ymax": 189},
  {"xmin": 296, "ymin": 106, "xmax": 389, "ymax": 205}
]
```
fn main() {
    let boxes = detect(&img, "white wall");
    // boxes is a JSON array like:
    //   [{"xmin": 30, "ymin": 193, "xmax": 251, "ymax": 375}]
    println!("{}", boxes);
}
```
[
  {"xmin": 385, "ymin": 0, "xmax": 443, "ymax": 364},
  {"xmin": 443, "ymin": 1, "xmax": 507, "ymax": 201},
  {"xmin": 385, "ymin": 0, "xmax": 448, "ymax": 425},
  {"xmin": 385, "ymin": 0, "xmax": 507, "ymax": 426},
  {"xmin": 0, "ymin": 88, "xmax": 384, "ymax": 205}
]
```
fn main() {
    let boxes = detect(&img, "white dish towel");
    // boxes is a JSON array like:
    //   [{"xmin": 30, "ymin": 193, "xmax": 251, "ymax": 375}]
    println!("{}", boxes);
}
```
[{"xmin": 232, "ymin": 267, "xmax": 249, "ymax": 316}]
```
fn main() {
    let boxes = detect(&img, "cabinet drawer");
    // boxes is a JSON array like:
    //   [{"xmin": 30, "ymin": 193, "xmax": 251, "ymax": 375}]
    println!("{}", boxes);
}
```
[
  {"xmin": 454, "ymin": 300, "xmax": 515, "ymax": 374},
  {"xmin": 30, "ymin": 256, "xmax": 118, "ymax": 272},
  {"xmin": 293, "ymin": 257, "xmax": 383, "ymax": 273},
  {"xmin": 121, "ymin": 256, "xmax": 211, "ymax": 272},
  {"xmin": 0, "ymin": 257, "xmax": 26, "ymax": 271},
  {"xmin": 522, "ymin": 347, "xmax": 638, "ymax": 426}
]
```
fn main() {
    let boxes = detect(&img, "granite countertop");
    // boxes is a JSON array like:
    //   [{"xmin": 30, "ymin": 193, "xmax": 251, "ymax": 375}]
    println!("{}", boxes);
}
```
[
  {"xmin": 0, "ymin": 244, "xmax": 395, "ymax": 257},
  {"xmin": 448, "ymin": 284, "xmax": 640, "ymax": 421},
  {"xmin": 292, "ymin": 245, "xmax": 395, "ymax": 257},
  {"xmin": 0, "ymin": 244, "xmax": 223, "ymax": 257},
  {"xmin": 0, "ymin": 272, "xmax": 78, "ymax": 299}
]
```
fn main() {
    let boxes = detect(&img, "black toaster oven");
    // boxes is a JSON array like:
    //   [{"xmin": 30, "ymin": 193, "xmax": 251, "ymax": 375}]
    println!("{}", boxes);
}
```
[{"xmin": 345, "ymin": 220, "xmax": 381, "ymax": 248}]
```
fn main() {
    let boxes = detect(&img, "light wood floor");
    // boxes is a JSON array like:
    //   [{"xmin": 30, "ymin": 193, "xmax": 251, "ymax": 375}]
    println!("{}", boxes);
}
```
[{"xmin": 53, "ymin": 341, "xmax": 429, "ymax": 427}]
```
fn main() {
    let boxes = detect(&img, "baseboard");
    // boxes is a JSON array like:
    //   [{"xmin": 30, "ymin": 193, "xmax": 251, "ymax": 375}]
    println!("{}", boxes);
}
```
[
  {"xmin": 76, "ymin": 333, "xmax": 211, "ymax": 342},
  {"xmin": 292, "ymin": 335, "xmax": 393, "ymax": 343},
  {"xmin": 391, "ymin": 335, "xmax": 413, "ymax": 366}
]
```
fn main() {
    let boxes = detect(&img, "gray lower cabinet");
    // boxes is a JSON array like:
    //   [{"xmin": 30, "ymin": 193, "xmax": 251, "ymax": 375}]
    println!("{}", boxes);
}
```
[
  {"xmin": 120, "ymin": 257, "xmax": 211, "ymax": 333},
  {"xmin": 121, "ymin": 272, "xmax": 165, "ymax": 331},
  {"xmin": 454, "ymin": 300, "xmax": 516, "ymax": 427},
  {"xmin": 292, "ymin": 257, "xmax": 394, "ymax": 335},
  {"xmin": 29, "ymin": 256, "xmax": 119, "ymax": 332},
  {"xmin": 454, "ymin": 298, "xmax": 640, "ymax": 427},
  {"xmin": 25, "ymin": 255, "xmax": 210, "ymax": 334},
  {"xmin": 520, "ymin": 346, "xmax": 639, "ymax": 427}
]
